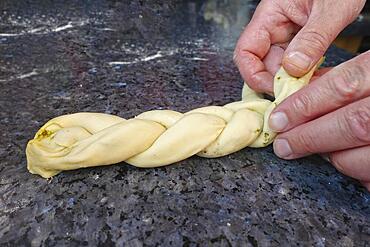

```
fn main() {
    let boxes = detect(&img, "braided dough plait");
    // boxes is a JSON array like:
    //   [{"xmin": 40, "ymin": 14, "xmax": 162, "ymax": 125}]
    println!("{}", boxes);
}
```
[{"xmin": 26, "ymin": 60, "xmax": 322, "ymax": 178}]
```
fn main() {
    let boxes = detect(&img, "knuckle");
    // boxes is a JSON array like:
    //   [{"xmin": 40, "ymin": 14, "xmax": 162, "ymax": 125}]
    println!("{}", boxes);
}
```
[
  {"xmin": 233, "ymin": 45, "xmax": 250, "ymax": 66},
  {"xmin": 284, "ymin": 0, "xmax": 301, "ymax": 17},
  {"xmin": 344, "ymin": 104, "xmax": 370, "ymax": 142},
  {"xmin": 297, "ymin": 29, "xmax": 330, "ymax": 54},
  {"xmin": 327, "ymin": 65, "xmax": 364, "ymax": 102},
  {"xmin": 246, "ymin": 77, "xmax": 261, "ymax": 91},
  {"xmin": 291, "ymin": 92, "xmax": 315, "ymax": 119},
  {"xmin": 296, "ymin": 132, "xmax": 317, "ymax": 153}
]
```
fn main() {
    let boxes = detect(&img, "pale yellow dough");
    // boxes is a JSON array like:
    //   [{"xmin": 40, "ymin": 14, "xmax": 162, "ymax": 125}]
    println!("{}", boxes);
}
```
[{"xmin": 26, "ymin": 60, "xmax": 323, "ymax": 178}]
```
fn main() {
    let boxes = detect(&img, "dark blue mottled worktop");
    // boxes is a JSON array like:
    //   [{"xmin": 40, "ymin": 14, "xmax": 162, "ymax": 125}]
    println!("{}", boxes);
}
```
[{"xmin": 0, "ymin": 1, "xmax": 369, "ymax": 246}]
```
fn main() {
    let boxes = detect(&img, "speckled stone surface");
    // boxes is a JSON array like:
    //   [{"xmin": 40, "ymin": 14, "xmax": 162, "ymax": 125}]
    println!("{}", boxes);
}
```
[{"xmin": 0, "ymin": 1, "xmax": 369, "ymax": 246}]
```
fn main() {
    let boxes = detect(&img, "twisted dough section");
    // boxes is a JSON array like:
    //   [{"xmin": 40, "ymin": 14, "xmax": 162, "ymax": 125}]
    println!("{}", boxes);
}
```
[{"xmin": 26, "ymin": 61, "xmax": 322, "ymax": 178}]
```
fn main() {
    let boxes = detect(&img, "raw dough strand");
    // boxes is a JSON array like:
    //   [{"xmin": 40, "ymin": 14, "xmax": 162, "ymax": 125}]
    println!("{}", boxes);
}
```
[{"xmin": 26, "ymin": 59, "xmax": 323, "ymax": 178}]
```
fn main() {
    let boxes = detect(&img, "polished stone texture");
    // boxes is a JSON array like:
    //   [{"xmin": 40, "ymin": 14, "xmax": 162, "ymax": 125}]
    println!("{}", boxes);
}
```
[{"xmin": 0, "ymin": 1, "xmax": 369, "ymax": 246}]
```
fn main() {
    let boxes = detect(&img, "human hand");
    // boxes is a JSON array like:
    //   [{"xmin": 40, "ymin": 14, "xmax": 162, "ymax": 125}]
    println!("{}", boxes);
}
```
[
  {"xmin": 234, "ymin": 0, "xmax": 365, "ymax": 94},
  {"xmin": 269, "ymin": 51, "xmax": 370, "ymax": 191}
]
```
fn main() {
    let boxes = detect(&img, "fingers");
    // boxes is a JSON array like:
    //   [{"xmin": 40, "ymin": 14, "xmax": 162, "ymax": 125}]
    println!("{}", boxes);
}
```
[
  {"xmin": 234, "ymin": 1, "xmax": 298, "ymax": 93},
  {"xmin": 235, "ymin": 51, "xmax": 274, "ymax": 94},
  {"xmin": 282, "ymin": 0, "xmax": 365, "ymax": 77},
  {"xmin": 329, "ymin": 145, "xmax": 370, "ymax": 183},
  {"xmin": 269, "ymin": 52, "xmax": 370, "ymax": 132},
  {"xmin": 273, "ymin": 96, "xmax": 370, "ymax": 159},
  {"xmin": 263, "ymin": 45, "xmax": 285, "ymax": 76}
]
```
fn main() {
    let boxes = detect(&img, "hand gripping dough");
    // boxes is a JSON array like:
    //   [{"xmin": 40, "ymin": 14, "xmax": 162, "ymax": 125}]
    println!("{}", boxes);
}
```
[{"xmin": 26, "ymin": 60, "xmax": 323, "ymax": 178}]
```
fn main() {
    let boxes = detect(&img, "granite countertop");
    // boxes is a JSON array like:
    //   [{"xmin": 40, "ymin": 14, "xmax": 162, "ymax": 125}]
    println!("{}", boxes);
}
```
[{"xmin": 0, "ymin": 1, "xmax": 369, "ymax": 246}]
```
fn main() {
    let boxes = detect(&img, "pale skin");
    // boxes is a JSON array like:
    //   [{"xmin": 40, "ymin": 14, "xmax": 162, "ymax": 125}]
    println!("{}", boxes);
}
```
[{"xmin": 234, "ymin": 0, "xmax": 370, "ymax": 191}]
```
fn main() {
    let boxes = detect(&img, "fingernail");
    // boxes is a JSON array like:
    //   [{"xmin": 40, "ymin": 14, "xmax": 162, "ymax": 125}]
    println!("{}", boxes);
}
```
[
  {"xmin": 287, "ymin": 51, "xmax": 312, "ymax": 71},
  {"xmin": 269, "ymin": 112, "xmax": 288, "ymax": 131},
  {"xmin": 273, "ymin": 139, "xmax": 292, "ymax": 158}
]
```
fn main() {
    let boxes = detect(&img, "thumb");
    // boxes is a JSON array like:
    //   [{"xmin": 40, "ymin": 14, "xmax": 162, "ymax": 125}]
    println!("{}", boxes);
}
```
[{"xmin": 282, "ymin": 2, "xmax": 363, "ymax": 77}]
